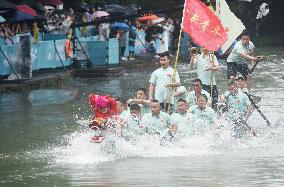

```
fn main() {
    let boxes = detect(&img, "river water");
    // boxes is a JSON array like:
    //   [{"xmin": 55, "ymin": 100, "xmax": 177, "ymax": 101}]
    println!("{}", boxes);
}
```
[{"xmin": 0, "ymin": 47, "xmax": 284, "ymax": 186}]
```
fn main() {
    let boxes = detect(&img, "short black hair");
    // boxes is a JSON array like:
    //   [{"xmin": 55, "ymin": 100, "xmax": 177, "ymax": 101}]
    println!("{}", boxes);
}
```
[
  {"xmin": 177, "ymin": 99, "xmax": 186, "ymax": 104},
  {"xmin": 193, "ymin": 78, "xmax": 202, "ymax": 85},
  {"xmin": 130, "ymin": 103, "xmax": 141, "ymax": 111},
  {"xmin": 241, "ymin": 31, "xmax": 250, "ymax": 38},
  {"xmin": 116, "ymin": 97, "xmax": 126, "ymax": 104},
  {"xmin": 198, "ymin": 94, "xmax": 208, "ymax": 102},
  {"xmin": 159, "ymin": 51, "xmax": 170, "ymax": 59},
  {"xmin": 236, "ymin": 75, "xmax": 245, "ymax": 81},
  {"xmin": 136, "ymin": 88, "xmax": 146, "ymax": 94},
  {"xmin": 151, "ymin": 99, "xmax": 160, "ymax": 103},
  {"xmin": 228, "ymin": 81, "xmax": 237, "ymax": 87}
]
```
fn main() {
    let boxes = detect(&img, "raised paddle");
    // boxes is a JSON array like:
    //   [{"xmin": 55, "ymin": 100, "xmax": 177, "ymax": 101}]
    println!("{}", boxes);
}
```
[
  {"xmin": 244, "ymin": 122, "xmax": 257, "ymax": 136},
  {"xmin": 244, "ymin": 92, "xmax": 271, "ymax": 127},
  {"xmin": 251, "ymin": 56, "xmax": 266, "ymax": 73}
]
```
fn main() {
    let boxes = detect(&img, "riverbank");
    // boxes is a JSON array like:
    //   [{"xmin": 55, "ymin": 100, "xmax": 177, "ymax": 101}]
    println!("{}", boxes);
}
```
[{"xmin": 0, "ymin": 56, "xmax": 161, "ymax": 93}]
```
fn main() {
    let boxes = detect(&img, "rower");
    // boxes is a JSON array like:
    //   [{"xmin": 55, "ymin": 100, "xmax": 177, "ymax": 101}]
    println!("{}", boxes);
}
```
[
  {"xmin": 126, "ymin": 88, "xmax": 150, "ymax": 115},
  {"xmin": 140, "ymin": 99, "xmax": 173, "ymax": 136},
  {"xmin": 226, "ymin": 32, "xmax": 264, "ymax": 93},
  {"xmin": 186, "ymin": 79, "xmax": 212, "ymax": 108},
  {"xmin": 220, "ymin": 82, "xmax": 253, "ymax": 138}
]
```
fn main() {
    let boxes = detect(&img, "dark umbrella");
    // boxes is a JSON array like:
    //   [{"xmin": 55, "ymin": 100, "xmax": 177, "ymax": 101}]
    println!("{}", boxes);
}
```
[
  {"xmin": 10, "ymin": 0, "xmax": 45, "ymax": 11},
  {"xmin": 0, "ymin": 0, "xmax": 17, "ymax": 9},
  {"xmin": 111, "ymin": 22, "xmax": 129, "ymax": 30},
  {"xmin": 24, "ymin": 0, "xmax": 45, "ymax": 11},
  {"xmin": 105, "ymin": 4, "xmax": 137, "ymax": 15},
  {"xmin": 6, "ymin": 11, "xmax": 36, "ymax": 22},
  {"xmin": 16, "ymin": 5, "xmax": 38, "ymax": 17},
  {"xmin": 145, "ymin": 25, "xmax": 164, "ymax": 42},
  {"xmin": 124, "ymin": 6, "xmax": 137, "ymax": 15},
  {"xmin": 36, "ymin": 0, "xmax": 63, "ymax": 6},
  {"xmin": 105, "ymin": 4, "xmax": 125, "ymax": 14}
]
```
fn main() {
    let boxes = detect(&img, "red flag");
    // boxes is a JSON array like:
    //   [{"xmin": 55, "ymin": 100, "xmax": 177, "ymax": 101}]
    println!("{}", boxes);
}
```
[{"xmin": 182, "ymin": 0, "xmax": 228, "ymax": 51}]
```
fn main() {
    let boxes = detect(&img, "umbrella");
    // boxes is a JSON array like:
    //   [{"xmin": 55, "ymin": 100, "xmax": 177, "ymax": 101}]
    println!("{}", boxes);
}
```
[
  {"xmin": 145, "ymin": 25, "xmax": 164, "ymax": 42},
  {"xmin": 105, "ymin": 4, "xmax": 125, "ymax": 14},
  {"xmin": 111, "ymin": 22, "xmax": 129, "ymax": 30},
  {"xmin": 0, "ymin": 0, "xmax": 17, "ymax": 9},
  {"xmin": 91, "ymin": 11, "xmax": 109, "ymax": 20},
  {"xmin": 37, "ymin": 0, "xmax": 63, "ymax": 6},
  {"xmin": 16, "ymin": 5, "xmax": 38, "ymax": 16},
  {"xmin": 123, "ymin": 5, "xmax": 137, "ymax": 15},
  {"xmin": 44, "ymin": 6, "xmax": 55, "ymax": 11},
  {"xmin": 105, "ymin": 4, "xmax": 137, "ymax": 15},
  {"xmin": 138, "ymin": 15, "xmax": 159, "ymax": 22},
  {"xmin": 151, "ymin": 17, "xmax": 165, "ymax": 24},
  {"xmin": 9, "ymin": 0, "xmax": 45, "ymax": 11},
  {"xmin": 0, "ymin": 15, "xmax": 5, "ymax": 22},
  {"xmin": 7, "ymin": 11, "xmax": 36, "ymax": 22}
]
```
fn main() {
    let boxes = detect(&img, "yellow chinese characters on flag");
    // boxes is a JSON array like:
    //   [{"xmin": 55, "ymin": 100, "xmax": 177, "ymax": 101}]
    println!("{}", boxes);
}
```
[{"xmin": 182, "ymin": 0, "xmax": 228, "ymax": 51}]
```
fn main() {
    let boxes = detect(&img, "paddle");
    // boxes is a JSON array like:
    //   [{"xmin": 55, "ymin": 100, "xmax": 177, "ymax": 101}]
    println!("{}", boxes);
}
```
[
  {"xmin": 251, "ymin": 56, "xmax": 267, "ymax": 73},
  {"xmin": 244, "ymin": 121, "xmax": 256, "ymax": 136},
  {"xmin": 244, "ymin": 92, "xmax": 271, "ymax": 126}
]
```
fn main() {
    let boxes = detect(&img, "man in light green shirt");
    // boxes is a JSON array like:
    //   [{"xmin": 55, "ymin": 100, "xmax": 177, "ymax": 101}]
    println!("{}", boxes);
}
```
[
  {"xmin": 220, "ymin": 82, "xmax": 253, "ymax": 138},
  {"xmin": 227, "ymin": 32, "xmax": 264, "ymax": 93},
  {"xmin": 127, "ymin": 88, "xmax": 150, "ymax": 115},
  {"xmin": 187, "ymin": 94, "xmax": 216, "ymax": 135},
  {"xmin": 141, "ymin": 99, "xmax": 172, "ymax": 136},
  {"xmin": 149, "ymin": 52, "xmax": 180, "ymax": 113},
  {"xmin": 186, "ymin": 79, "xmax": 211, "ymax": 108},
  {"xmin": 171, "ymin": 99, "xmax": 191, "ymax": 138}
]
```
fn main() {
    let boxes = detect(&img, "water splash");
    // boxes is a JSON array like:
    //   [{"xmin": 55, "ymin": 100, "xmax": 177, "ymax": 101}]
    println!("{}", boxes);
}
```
[{"xmin": 48, "ymin": 114, "xmax": 284, "ymax": 166}]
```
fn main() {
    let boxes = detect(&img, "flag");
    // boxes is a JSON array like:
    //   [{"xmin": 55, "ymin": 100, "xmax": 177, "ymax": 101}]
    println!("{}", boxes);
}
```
[
  {"xmin": 182, "ymin": 0, "xmax": 228, "ymax": 51},
  {"xmin": 216, "ymin": 0, "xmax": 246, "ymax": 54}
]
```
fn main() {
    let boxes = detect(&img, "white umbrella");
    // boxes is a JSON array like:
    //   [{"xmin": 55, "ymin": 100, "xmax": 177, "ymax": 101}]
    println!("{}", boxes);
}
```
[
  {"xmin": 151, "ymin": 17, "xmax": 165, "ymax": 25},
  {"xmin": 44, "ymin": 6, "xmax": 55, "ymax": 11},
  {"xmin": 91, "ymin": 11, "xmax": 109, "ymax": 20}
]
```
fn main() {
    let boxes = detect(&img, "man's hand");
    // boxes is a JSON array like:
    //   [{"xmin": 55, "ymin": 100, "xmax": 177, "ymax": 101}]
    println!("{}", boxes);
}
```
[
  {"xmin": 256, "ymin": 56, "xmax": 265, "ymax": 62},
  {"xmin": 126, "ymin": 99, "xmax": 133, "ymax": 105}
]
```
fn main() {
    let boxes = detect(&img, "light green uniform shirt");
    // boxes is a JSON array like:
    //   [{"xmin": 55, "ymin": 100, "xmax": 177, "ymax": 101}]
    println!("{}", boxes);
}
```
[
  {"xmin": 149, "ymin": 66, "xmax": 180, "ymax": 104},
  {"xmin": 196, "ymin": 53, "xmax": 218, "ymax": 85},
  {"xmin": 227, "ymin": 40, "xmax": 255, "ymax": 64},
  {"xmin": 189, "ymin": 105, "xmax": 216, "ymax": 125},
  {"xmin": 186, "ymin": 90, "xmax": 211, "ymax": 107},
  {"xmin": 123, "ymin": 113, "xmax": 143, "ymax": 137},
  {"xmin": 141, "ymin": 111, "xmax": 172, "ymax": 135},
  {"xmin": 170, "ymin": 112, "xmax": 191, "ymax": 136},
  {"xmin": 224, "ymin": 90, "xmax": 250, "ymax": 121}
]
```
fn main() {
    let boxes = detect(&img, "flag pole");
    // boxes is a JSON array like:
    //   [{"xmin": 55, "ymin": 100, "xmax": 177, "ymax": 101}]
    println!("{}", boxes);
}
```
[{"xmin": 166, "ymin": 1, "xmax": 186, "ymax": 114}]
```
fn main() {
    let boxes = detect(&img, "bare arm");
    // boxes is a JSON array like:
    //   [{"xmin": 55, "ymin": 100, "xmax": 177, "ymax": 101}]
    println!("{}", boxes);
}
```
[
  {"xmin": 127, "ymin": 98, "xmax": 150, "ymax": 105},
  {"xmin": 189, "ymin": 54, "xmax": 197, "ymax": 70},
  {"xmin": 166, "ymin": 82, "xmax": 181, "ymax": 88},
  {"xmin": 240, "ymin": 52, "xmax": 258, "ymax": 61},
  {"xmin": 244, "ymin": 104, "xmax": 253, "ymax": 122},
  {"xmin": 171, "ymin": 124, "xmax": 177, "ymax": 134},
  {"xmin": 219, "ymin": 94, "xmax": 227, "ymax": 102},
  {"xmin": 149, "ymin": 83, "xmax": 155, "ymax": 100}
]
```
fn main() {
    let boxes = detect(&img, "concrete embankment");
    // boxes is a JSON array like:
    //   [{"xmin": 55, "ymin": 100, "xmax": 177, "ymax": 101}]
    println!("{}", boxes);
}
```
[{"xmin": 0, "ymin": 56, "xmax": 161, "ymax": 93}]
